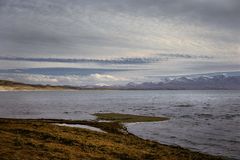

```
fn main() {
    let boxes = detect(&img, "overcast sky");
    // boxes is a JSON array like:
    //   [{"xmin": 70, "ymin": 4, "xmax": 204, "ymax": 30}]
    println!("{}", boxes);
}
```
[{"xmin": 0, "ymin": 0, "xmax": 239, "ymax": 85}]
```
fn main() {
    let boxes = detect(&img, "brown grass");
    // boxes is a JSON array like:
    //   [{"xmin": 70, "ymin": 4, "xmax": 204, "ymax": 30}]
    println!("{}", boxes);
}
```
[
  {"xmin": 0, "ymin": 118, "xmax": 225, "ymax": 160},
  {"xmin": 0, "ymin": 80, "xmax": 75, "ymax": 91}
]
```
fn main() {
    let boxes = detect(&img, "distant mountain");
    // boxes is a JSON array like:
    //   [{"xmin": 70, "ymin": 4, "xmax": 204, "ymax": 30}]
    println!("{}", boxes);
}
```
[
  {"xmin": 119, "ymin": 71, "xmax": 240, "ymax": 90},
  {"xmin": 1, "ymin": 71, "xmax": 240, "ymax": 90}
]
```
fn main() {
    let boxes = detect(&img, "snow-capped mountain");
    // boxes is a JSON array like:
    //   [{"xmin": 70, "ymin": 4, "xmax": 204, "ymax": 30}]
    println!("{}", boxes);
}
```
[{"xmin": 121, "ymin": 71, "xmax": 240, "ymax": 90}]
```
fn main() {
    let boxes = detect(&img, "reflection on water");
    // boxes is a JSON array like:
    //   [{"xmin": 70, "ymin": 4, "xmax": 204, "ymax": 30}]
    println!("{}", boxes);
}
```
[{"xmin": 0, "ymin": 90, "xmax": 239, "ymax": 159}]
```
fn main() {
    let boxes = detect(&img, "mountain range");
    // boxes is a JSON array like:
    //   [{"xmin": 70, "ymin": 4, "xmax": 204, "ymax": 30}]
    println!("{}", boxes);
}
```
[
  {"xmin": 1, "ymin": 71, "xmax": 240, "ymax": 90},
  {"xmin": 122, "ymin": 76, "xmax": 240, "ymax": 90},
  {"xmin": 106, "ymin": 71, "xmax": 240, "ymax": 90}
]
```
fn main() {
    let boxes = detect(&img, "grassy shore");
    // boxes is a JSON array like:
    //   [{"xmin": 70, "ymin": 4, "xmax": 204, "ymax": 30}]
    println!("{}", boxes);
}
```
[
  {"xmin": 0, "ymin": 113, "xmax": 224, "ymax": 160},
  {"xmin": 0, "ymin": 80, "xmax": 75, "ymax": 91},
  {"xmin": 94, "ymin": 113, "xmax": 169, "ymax": 123}
]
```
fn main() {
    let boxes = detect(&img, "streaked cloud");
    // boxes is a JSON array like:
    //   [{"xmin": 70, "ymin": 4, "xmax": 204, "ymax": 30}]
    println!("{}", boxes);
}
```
[
  {"xmin": 0, "ymin": 56, "xmax": 160, "ymax": 65},
  {"xmin": 0, "ymin": 68, "xmax": 129, "ymax": 76},
  {"xmin": 0, "ymin": 54, "xmax": 212, "ymax": 65},
  {"xmin": 156, "ymin": 54, "xmax": 213, "ymax": 59}
]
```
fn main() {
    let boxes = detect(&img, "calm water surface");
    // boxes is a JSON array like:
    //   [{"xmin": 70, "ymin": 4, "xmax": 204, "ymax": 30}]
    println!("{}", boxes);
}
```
[{"xmin": 0, "ymin": 90, "xmax": 239, "ymax": 159}]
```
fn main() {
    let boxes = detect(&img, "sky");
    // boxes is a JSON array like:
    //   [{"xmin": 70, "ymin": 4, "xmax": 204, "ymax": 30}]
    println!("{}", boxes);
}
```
[{"xmin": 0, "ymin": 0, "xmax": 239, "ymax": 85}]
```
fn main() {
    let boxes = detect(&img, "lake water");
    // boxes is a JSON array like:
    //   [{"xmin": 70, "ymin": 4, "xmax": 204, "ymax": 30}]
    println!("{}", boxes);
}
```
[{"xmin": 0, "ymin": 90, "xmax": 239, "ymax": 159}]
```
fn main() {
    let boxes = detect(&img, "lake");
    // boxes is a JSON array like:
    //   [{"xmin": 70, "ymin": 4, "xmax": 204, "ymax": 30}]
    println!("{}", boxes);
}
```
[{"xmin": 0, "ymin": 90, "xmax": 239, "ymax": 159}]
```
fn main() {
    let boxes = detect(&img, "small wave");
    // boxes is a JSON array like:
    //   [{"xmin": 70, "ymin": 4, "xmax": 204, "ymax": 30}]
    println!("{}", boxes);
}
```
[
  {"xmin": 63, "ymin": 111, "xmax": 83, "ymax": 114},
  {"xmin": 180, "ymin": 115, "xmax": 192, "ymax": 119},
  {"xmin": 214, "ymin": 114, "xmax": 240, "ymax": 120},
  {"xmin": 174, "ymin": 104, "xmax": 194, "ymax": 108},
  {"xmin": 194, "ymin": 113, "xmax": 213, "ymax": 118}
]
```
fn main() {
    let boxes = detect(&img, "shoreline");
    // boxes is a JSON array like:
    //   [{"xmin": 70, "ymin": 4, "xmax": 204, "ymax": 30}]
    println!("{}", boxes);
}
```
[
  {"xmin": 0, "ymin": 114, "xmax": 225, "ymax": 160},
  {"xmin": 1, "ymin": 80, "xmax": 240, "ymax": 91}
]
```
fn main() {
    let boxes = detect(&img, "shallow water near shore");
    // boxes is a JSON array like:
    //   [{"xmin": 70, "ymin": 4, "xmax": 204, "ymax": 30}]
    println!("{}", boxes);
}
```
[
  {"xmin": 0, "ymin": 90, "xmax": 239, "ymax": 159},
  {"xmin": 56, "ymin": 123, "xmax": 106, "ymax": 133}
]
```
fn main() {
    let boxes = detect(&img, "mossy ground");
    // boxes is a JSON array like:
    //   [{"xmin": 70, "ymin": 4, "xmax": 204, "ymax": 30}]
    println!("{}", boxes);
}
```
[
  {"xmin": 0, "ymin": 114, "xmax": 224, "ymax": 160},
  {"xmin": 94, "ymin": 113, "xmax": 169, "ymax": 123}
]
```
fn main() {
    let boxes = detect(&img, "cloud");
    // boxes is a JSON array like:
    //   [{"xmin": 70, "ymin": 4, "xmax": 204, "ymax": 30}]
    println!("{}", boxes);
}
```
[
  {"xmin": 24, "ymin": 74, "xmax": 59, "ymax": 83},
  {"xmin": 90, "ymin": 74, "xmax": 127, "ymax": 82},
  {"xmin": 0, "ymin": 54, "xmax": 212, "ymax": 65},
  {"xmin": 0, "ymin": 73, "xmax": 129, "ymax": 86},
  {"xmin": 156, "ymin": 53, "xmax": 213, "ymax": 59},
  {"xmin": 0, "ymin": 0, "xmax": 239, "ymax": 58},
  {"xmin": 0, "ymin": 67, "xmax": 129, "ymax": 76},
  {"xmin": 96, "ymin": 0, "xmax": 240, "ymax": 31},
  {"xmin": 0, "ymin": 56, "xmax": 160, "ymax": 65}
]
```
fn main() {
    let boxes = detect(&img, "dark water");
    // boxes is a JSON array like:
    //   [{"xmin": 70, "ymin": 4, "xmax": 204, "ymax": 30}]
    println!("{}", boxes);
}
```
[{"xmin": 0, "ymin": 90, "xmax": 239, "ymax": 159}]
